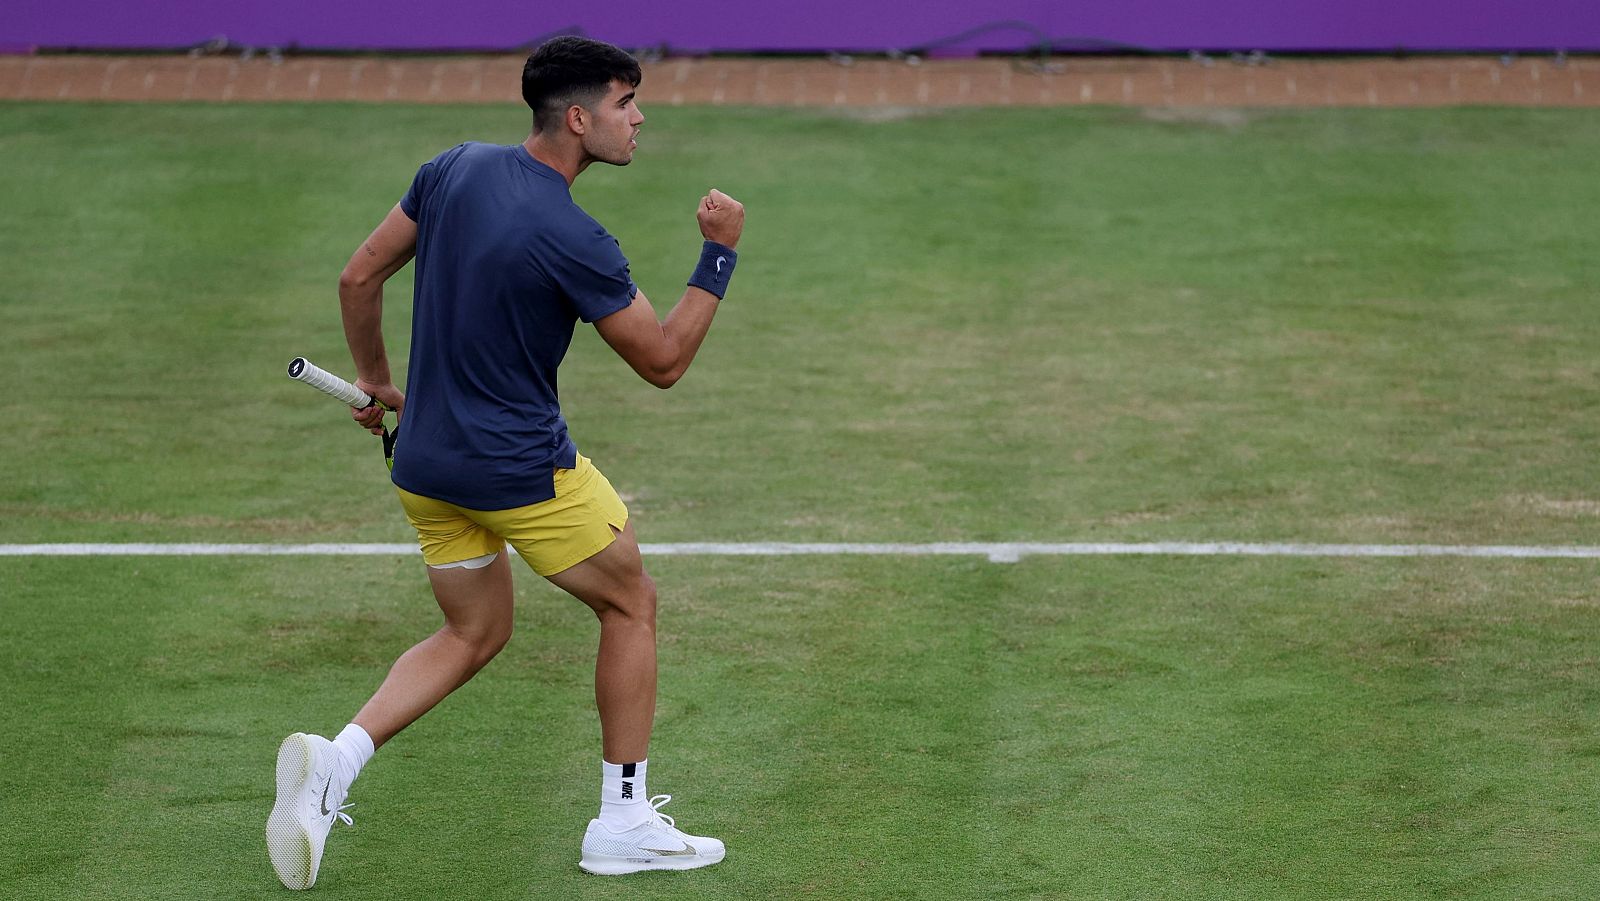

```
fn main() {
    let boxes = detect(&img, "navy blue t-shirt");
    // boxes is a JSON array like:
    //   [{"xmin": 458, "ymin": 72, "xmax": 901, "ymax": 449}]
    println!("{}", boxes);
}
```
[{"xmin": 390, "ymin": 142, "xmax": 636, "ymax": 509}]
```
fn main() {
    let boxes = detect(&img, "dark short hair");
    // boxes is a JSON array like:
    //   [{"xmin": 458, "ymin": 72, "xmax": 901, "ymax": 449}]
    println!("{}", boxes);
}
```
[{"xmin": 522, "ymin": 37, "xmax": 642, "ymax": 133}]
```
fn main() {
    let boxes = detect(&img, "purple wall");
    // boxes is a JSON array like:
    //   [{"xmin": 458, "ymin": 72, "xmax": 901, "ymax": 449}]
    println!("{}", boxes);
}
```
[{"xmin": 10, "ymin": 1, "xmax": 1599, "ymax": 53}]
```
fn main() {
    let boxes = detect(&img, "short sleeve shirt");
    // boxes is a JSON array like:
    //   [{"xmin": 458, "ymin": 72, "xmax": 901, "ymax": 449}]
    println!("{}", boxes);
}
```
[{"xmin": 390, "ymin": 142, "xmax": 636, "ymax": 509}]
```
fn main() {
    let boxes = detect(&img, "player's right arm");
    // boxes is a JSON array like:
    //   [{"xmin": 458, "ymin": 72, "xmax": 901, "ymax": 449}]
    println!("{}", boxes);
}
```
[
  {"xmin": 339, "ymin": 203, "xmax": 416, "ymax": 432},
  {"xmin": 595, "ymin": 189, "xmax": 745, "ymax": 389}
]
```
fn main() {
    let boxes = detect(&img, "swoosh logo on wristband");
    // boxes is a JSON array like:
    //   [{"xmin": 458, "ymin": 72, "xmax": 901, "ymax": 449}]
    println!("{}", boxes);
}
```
[{"xmin": 715, "ymin": 256, "xmax": 726, "ymax": 273}]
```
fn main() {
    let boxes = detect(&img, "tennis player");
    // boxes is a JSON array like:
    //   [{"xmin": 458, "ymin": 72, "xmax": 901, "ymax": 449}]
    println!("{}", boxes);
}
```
[{"xmin": 266, "ymin": 36, "xmax": 744, "ymax": 888}]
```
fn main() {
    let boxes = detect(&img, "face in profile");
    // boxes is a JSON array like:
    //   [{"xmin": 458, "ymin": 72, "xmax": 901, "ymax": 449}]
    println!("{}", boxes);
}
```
[{"xmin": 580, "ymin": 80, "xmax": 645, "ymax": 166}]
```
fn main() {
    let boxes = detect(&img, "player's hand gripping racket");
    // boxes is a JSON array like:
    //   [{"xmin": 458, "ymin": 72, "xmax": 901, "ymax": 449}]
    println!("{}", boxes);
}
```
[{"xmin": 287, "ymin": 357, "xmax": 397, "ymax": 469}]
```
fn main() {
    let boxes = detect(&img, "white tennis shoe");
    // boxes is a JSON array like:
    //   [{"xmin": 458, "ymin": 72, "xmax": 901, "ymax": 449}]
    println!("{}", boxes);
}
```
[
  {"xmin": 579, "ymin": 794, "xmax": 726, "ymax": 875},
  {"xmin": 266, "ymin": 732, "xmax": 354, "ymax": 890}
]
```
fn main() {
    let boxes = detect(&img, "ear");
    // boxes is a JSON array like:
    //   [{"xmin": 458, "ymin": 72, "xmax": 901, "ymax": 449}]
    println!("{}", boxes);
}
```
[{"xmin": 566, "ymin": 105, "xmax": 586, "ymax": 135}]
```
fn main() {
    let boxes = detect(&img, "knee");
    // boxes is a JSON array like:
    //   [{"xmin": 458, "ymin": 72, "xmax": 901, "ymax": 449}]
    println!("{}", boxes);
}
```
[
  {"xmin": 448, "ymin": 618, "xmax": 513, "ymax": 668},
  {"xmin": 598, "ymin": 573, "xmax": 656, "ymax": 630},
  {"xmin": 481, "ymin": 621, "xmax": 513, "ymax": 662}
]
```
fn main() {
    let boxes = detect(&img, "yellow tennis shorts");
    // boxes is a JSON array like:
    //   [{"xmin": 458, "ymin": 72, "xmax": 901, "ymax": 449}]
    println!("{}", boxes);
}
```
[{"xmin": 395, "ymin": 454, "xmax": 630, "ymax": 576}]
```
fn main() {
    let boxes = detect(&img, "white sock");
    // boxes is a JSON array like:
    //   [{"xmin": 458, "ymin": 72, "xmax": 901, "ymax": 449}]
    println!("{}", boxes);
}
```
[
  {"xmin": 598, "ymin": 759, "xmax": 649, "ymax": 830},
  {"xmin": 332, "ymin": 723, "xmax": 375, "ymax": 784}
]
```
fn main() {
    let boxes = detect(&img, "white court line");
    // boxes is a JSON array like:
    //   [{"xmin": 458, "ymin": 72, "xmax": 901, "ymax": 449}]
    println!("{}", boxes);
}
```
[{"xmin": 1, "ymin": 542, "xmax": 1598, "ymax": 563}]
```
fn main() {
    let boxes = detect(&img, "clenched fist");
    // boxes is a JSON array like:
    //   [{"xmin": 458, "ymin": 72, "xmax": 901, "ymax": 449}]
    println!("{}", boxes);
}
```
[{"xmin": 697, "ymin": 188, "xmax": 745, "ymax": 250}]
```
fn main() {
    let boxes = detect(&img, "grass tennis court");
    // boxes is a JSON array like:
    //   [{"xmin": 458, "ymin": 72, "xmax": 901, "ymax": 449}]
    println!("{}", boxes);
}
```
[{"xmin": 4, "ymin": 102, "xmax": 1600, "ymax": 898}]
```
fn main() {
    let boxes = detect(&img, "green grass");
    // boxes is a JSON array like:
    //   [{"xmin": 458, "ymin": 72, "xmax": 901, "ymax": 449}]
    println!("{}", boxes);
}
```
[
  {"xmin": 6, "ymin": 557, "xmax": 1600, "ymax": 899},
  {"xmin": 3, "ymin": 101, "xmax": 1600, "ymax": 899}
]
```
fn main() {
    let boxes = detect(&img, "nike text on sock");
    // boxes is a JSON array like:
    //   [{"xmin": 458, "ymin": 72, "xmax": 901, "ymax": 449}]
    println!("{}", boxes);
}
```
[{"xmin": 599, "ymin": 759, "xmax": 649, "ymax": 828}]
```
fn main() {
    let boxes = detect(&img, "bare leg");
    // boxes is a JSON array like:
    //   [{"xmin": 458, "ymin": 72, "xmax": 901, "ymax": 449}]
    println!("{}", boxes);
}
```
[
  {"xmin": 544, "ymin": 523, "xmax": 657, "ymax": 763},
  {"xmin": 351, "ymin": 552, "xmax": 515, "ymax": 748}
]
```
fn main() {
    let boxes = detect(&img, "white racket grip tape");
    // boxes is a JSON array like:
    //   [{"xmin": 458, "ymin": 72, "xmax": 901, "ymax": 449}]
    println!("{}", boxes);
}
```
[{"xmin": 287, "ymin": 357, "xmax": 375, "ymax": 409}]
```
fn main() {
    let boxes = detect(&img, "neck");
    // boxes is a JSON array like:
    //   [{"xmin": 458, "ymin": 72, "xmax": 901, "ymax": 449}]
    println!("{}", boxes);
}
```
[{"xmin": 523, "ymin": 134, "xmax": 590, "ymax": 186}]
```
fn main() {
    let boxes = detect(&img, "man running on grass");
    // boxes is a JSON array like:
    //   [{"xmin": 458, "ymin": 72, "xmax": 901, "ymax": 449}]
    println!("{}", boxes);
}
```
[{"xmin": 265, "ymin": 36, "xmax": 744, "ymax": 888}]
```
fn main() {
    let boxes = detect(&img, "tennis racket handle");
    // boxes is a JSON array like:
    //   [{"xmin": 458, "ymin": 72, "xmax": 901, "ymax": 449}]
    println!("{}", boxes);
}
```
[{"xmin": 287, "ymin": 357, "xmax": 375, "ymax": 409}]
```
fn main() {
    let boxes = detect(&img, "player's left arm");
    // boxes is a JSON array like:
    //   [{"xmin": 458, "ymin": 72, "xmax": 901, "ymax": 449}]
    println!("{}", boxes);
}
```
[
  {"xmin": 592, "ymin": 189, "xmax": 744, "ymax": 389},
  {"xmin": 593, "ymin": 286, "xmax": 722, "ymax": 389},
  {"xmin": 339, "ymin": 203, "xmax": 416, "ymax": 432}
]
